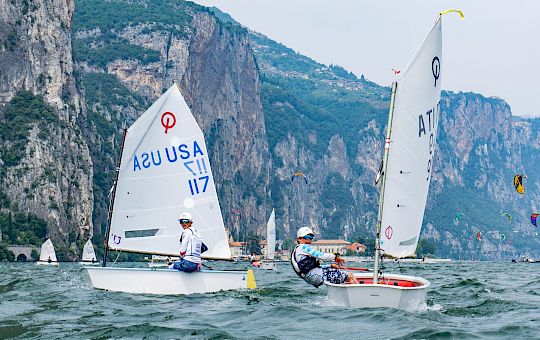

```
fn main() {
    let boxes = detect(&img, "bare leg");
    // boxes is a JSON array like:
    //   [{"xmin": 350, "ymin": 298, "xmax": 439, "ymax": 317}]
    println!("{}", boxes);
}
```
[{"xmin": 346, "ymin": 272, "xmax": 357, "ymax": 284}]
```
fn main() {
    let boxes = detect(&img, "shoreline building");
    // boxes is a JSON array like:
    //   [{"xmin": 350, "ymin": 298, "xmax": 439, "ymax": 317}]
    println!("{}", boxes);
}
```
[
  {"xmin": 311, "ymin": 240, "xmax": 351, "ymax": 254},
  {"xmin": 345, "ymin": 242, "xmax": 367, "ymax": 254}
]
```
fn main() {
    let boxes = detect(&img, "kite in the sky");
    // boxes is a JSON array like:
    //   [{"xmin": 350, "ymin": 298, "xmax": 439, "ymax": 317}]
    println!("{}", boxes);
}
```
[
  {"xmin": 454, "ymin": 212, "xmax": 465, "ymax": 224},
  {"xmin": 514, "ymin": 174, "xmax": 526, "ymax": 194},
  {"xmin": 291, "ymin": 171, "xmax": 308, "ymax": 184},
  {"xmin": 531, "ymin": 213, "xmax": 538, "ymax": 227},
  {"xmin": 501, "ymin": 212, "xmax": 512, "ymax": 223}
]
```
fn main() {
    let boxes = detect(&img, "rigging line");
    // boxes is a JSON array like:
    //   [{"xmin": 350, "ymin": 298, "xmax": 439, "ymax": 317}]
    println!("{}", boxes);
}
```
[
  {"xmin": 113, "ymin": 250, "xmax": 122, "ymax": 265},
  {"xmin": 201, "ymin": 263, "xmax": 214, "ymax": 270},
  {"xmin": 396, "ymin": 259, "xmax": 403, "ymax": 273}
]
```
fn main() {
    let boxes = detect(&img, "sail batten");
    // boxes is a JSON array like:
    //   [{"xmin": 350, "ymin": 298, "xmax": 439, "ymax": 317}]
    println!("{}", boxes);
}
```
[
  {"xmin": 379, "ymin": 17, "xmax": 443, "ymax": 259},
  {"xmin": 107, "ymin": 84, "xmax": 231, "ymax": 259}
]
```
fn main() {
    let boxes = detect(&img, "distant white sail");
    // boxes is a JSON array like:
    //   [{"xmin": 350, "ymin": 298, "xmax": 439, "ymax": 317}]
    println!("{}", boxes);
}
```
[
  {"xmin": 266, "ymin": 209, "xmax": 276, "ymax": 260},
  {"xmin": 39, "ymin": 239, "xmax": 58, "ymax": 262},
  {"xmin": 81, "ymin": 239, "xmax": 97, "ymax": 262},
  {"xmin": 107, "ymin": 84, "xmax": 231, "ymax": 259},
  {"xmin": 379, "ymin": 17, "xmax": 442, "ymax": 258}
]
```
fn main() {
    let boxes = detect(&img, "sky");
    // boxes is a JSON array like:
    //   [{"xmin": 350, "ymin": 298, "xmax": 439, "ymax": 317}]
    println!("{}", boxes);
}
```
[{"xmin": 193, "ymin": 0, "xmax": 540, "ymax": 117}]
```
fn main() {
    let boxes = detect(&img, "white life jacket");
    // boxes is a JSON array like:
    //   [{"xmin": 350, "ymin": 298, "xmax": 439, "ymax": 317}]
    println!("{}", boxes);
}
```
[{"xmin": 179, "ymin": 227, "xmax": 203, "ymax": 264}]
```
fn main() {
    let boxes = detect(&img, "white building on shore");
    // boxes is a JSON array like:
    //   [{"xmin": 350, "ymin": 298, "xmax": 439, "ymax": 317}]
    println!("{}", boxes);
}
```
[{"xmin": 311, "ymin": 240, "xmax": 351, "ymax": 254}]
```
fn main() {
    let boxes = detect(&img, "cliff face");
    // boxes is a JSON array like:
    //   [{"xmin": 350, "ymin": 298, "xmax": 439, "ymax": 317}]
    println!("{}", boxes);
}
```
[
  {"xmin": 250, "ymin": 27, "xmax": 540, "ymax": 259},
  {"xmin": 426, "ymin": 93, "xmax": 540, "ymax": 259},
  {"xmin": 72, "ymin": 1, "xmax": 271, "ymax": 241},
  {"xmin": 0, "ymin": 0, "xmax": 93, "ymax": 256}
]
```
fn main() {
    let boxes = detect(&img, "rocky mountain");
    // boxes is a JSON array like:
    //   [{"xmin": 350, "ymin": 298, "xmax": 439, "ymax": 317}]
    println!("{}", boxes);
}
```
[
  {"xmin": 1, "ymin": 0, "xmax": 539, "ymax": 260},
  {"xmin": 0, "ymin": 0, "xmax": 93, "ymax": 258},
  {"xmin": 72, "ymin": 0, "xmax": 271, "ymax": 248},
  {"xmin": 247, "ymin": 21, "xmax": 540, "ymax": 260}
]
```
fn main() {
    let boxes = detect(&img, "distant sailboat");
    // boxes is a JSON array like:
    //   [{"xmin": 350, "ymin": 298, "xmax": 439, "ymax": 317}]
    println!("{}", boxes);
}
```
[
  {"xmin": 36, "ymin": 239, "xmax": 59, "ymax": 266},
  {"xmin": 325, "ymin": 10, "xmax": 463, "ymax": 311},
  {"xmin": 80, "ymin": 239, "xmax": 99, "ymax": 265},
  {"xmin": 260, "ymin": 209, "xmax": 277, "ymax": 270},
  {"xmin": 83, "ymin": 84, "xmax": 256, "ymax": 295}
]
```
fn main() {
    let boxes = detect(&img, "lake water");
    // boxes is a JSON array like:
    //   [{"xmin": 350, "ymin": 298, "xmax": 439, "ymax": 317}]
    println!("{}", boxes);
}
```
[{"xmin": 1, "ymin": 261, "xmax": 539, "ymax": 339}]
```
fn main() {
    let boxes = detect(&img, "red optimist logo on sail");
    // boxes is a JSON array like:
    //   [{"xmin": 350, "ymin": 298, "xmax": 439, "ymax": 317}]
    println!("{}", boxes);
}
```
[{"xmin": 161, "ymin": 111, "xmax": 176, "ymax": 134}]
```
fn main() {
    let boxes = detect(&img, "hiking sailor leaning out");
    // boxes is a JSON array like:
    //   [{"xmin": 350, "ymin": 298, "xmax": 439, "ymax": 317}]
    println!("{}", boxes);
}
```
[
  {"xmin": 291, "ymin": 227, "xmax": 356, "ymax": 287},
  {"xmin": 171, "ymin": 212, "xmax": 203, "ymax": 272}
]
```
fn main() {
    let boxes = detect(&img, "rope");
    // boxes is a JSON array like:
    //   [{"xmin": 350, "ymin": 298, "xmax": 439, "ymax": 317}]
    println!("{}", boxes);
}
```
[
  {"xmin": 112, "ymin": 250, "xmax": 121, "ymax": 265},
  {"xmin": 202, "ymin": 263, "xmax": 214, "ymax": 270},
  {"xmin": 337, "ymin": 266, "xmax": 370, "ymax": 272}
]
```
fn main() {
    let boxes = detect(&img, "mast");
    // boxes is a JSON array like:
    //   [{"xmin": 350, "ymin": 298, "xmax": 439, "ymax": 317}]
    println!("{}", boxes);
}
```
[
  {"xmin": 373, "ymin": 82, "xmax": 397, "ymax": 284},
  {"xmin": 103, "ymin": 128, "xmax": 128, "ymax": 267}
]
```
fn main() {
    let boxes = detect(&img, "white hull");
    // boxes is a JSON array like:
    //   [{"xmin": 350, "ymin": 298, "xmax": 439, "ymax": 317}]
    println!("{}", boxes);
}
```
[
  {"xmin": 260, "ymin": 262, "xmax": 277, "ymax": 270},
  {"xmin": 325, "ymin": 273, "xmax": 430, "ymax": 312},
  {"xmin": 83, "ymin": 267, "xmax": 256, "ymax": 295},
  {"xmin": 79, "ymin": 261, "xmax": 100, "ymax": 266},
  {"xmin": 36, "ymin": 261, "xmax": 59, "ymax": 266}
]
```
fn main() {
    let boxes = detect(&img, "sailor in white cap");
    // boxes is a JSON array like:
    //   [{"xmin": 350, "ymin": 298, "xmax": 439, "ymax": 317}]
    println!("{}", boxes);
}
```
[
  {"xmin": 291, "ymin": 227, "xmax": 356, "ymax": 287},
  {"xmin": 171, "ymin": 212, "xmax": 204, "ymax": 272}
]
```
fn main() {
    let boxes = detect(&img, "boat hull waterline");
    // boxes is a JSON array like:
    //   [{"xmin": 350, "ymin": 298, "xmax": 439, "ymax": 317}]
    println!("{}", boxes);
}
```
[
  {"xmin": 325, "ymin": 273, "xmax": 430, "ymax": 311},
  {"xmin": 36, "ymin": 261, "xmax": 59, "ymax": 266},
  {"xmin": 259, "ymin": 262, "xmax": 277, "ymax": 270},
  {"xmin": 83, "ymin": 267, "xmax": 256, "ymax": 295}
]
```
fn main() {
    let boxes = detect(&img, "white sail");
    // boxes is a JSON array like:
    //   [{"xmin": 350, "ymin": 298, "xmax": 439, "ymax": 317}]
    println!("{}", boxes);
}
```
[
  {"xmin": 39, "ymin": 239, "xmax": 58, "ymax": 262},
  {"xmin": 379, "ymin": 17, "xmax": 442, "ymax": 258},
  {"xmin": 266, "ymin": 209, "xmax": 276, "ymax": 260},
  {"xmin": 107, "ymin": 84, "xmax": 231, "ymax": 259},
  {"xmin": 81, "ymin": 239, "xmax": 97, "ymax": 262}
]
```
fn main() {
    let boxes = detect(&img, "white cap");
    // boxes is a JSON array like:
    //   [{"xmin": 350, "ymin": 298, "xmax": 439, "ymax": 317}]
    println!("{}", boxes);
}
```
[
  {"xmin": 297, "ymin": 227, "xmax": 314, "ymax": 238},
  {"xmin": 178, "ymin": 212, "xmax": 193, "ymax": 222}
]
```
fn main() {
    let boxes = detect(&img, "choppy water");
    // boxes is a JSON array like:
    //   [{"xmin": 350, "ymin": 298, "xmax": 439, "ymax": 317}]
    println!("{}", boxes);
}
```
[{"xmin": 1, "ymin": 261, "xmax": 539, "ymax": 339}]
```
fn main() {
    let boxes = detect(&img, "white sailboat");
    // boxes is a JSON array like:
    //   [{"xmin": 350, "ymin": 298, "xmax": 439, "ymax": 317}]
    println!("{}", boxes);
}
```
[
  {"xmin": 83, "ymin": 84, "xmax": 256, "ymax": 295},
  {"xmin": 36, "ymin": 239, "xmax": 59, "ymax": 266},
  {"xmin": 80, "ymin": 239, "xmax": 99, "ymax": 265},
  {"xmin": 325, "ymin": 10, "xmax": 462, "ymax": 311},
  {"xmin": 260, "ymin": 209, "xmax": 277, "ymax": 270}
]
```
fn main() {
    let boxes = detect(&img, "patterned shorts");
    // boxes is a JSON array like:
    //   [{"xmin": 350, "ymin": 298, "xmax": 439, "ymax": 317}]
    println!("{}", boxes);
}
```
[
  {"xmin": 322, "ymin": 268, "xmax": 349, "ymax": 284},
  {"xmin": 304, "ymin": 267, "xmax": 349, "ymax": 286}
]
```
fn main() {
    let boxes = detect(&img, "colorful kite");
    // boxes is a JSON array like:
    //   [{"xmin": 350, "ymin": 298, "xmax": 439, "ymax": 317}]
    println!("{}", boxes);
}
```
[
  {"xmin": 454, "ymin": 212, "xmax": 465, "ymax": 224},
  {"xmin": 501, "ymin": 212, "xmax": 512, "ymax": 223},
  {"xmin": 514, "ymin": 175, "xmax": 525, "ymax": 194},
  {"xmin": 531, "ymin": 213, "xmax": 538, "ymax": 227},
  {"xmin": 291, "ymin": 171, "xmax": 308, "ymax": 184}
]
